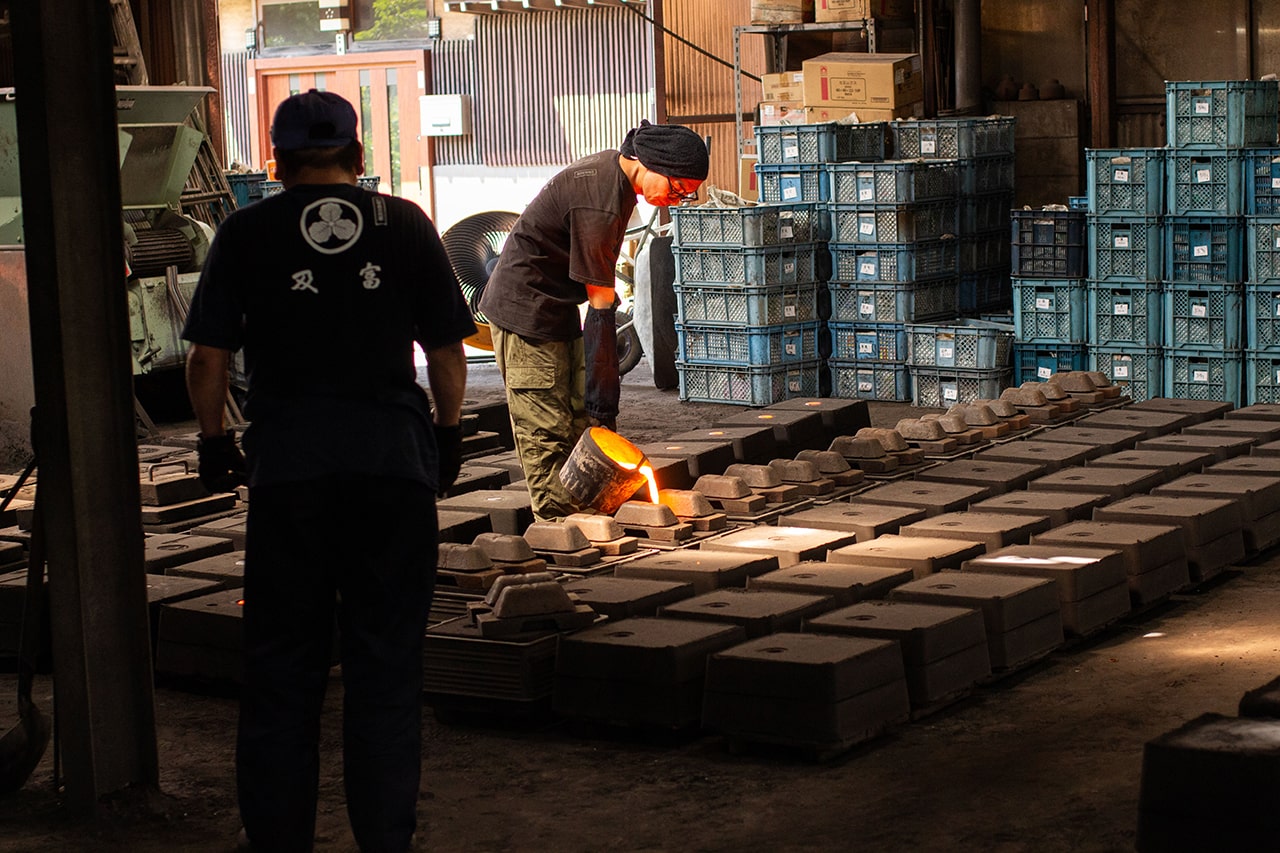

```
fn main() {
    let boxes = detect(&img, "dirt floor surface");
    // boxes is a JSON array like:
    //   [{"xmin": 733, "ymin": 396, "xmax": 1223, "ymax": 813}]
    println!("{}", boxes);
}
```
[{"xmin": 2, "ymin": 358, "xmax": 1278, "ymax": 852}]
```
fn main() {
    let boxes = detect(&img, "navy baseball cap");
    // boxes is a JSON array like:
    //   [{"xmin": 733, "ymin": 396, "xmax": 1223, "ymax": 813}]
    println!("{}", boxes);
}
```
[{"xmin": 270, "ymin": 89, "xmax": 359, "ymax": 151}]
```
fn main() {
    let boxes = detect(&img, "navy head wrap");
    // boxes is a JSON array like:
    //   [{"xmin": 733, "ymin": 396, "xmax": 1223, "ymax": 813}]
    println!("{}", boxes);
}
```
[{"xmin": 620, "ymin": 120, "xmax": 709, "ymax": 181}]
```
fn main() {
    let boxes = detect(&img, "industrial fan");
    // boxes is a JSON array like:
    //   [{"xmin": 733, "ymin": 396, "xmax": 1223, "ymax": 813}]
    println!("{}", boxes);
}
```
[
  {"xmin": 441, "ymin": 210, "xmax": 520, "ymax": 352},
  {"xmin": 441, "ymin": 210, "xmax": 643, "ymax": 374}
]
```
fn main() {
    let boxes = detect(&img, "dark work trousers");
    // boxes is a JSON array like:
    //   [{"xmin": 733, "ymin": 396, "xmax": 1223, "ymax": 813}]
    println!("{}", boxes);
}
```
[{"xmin": 237, "ymin": 475, "xmax": 437, "ymax": 853}]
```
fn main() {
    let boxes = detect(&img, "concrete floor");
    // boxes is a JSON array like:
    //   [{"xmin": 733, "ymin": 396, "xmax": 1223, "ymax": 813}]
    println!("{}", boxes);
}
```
[{"xmin": 1, "ymin": 357, "xmax": 1276, "ymax": 851}]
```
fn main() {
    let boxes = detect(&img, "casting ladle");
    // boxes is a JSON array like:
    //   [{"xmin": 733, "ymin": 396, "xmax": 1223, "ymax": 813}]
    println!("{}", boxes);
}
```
[{"xmin": 0, "ymin": 455, "xmax": 50, "ymax": 795}]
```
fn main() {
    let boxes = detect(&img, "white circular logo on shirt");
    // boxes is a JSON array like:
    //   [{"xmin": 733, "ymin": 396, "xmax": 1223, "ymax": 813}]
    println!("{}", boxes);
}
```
[{"xmin": 300, "ymin": 198, "xmax": 363, "ymax": 255}]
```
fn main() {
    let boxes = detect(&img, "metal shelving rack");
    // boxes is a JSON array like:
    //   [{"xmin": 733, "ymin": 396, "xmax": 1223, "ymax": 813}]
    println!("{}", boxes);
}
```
[{"xmin": 733, "ymin": 20, "xmax": 881, "ymax": 158}]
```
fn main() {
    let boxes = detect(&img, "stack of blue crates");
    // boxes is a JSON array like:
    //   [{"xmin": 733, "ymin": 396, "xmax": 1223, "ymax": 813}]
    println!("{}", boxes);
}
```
[
  {"xmin": 1245, "ymin": 150, "xmax": 1280, "ymax": 402},
  {"xmin": 892, "ymin": 117, "xmax": 1017, "ymax": 315},
  {"xmin": 824, "ymin": 156, "xmax": 960, "ymax": 401},
  {"xmin": 1009, "ymin": 207, "xmax": 1089, "ymax": 384}
]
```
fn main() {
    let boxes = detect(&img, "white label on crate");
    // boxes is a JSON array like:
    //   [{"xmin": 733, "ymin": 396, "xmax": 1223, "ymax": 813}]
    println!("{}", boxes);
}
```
[
  {"xmin": 784, "ymin": 144, "xmax": 800, "ymax": 160},
  {"xmin": 780, "ymin": 225, "xmax": 794, "ymax": 239},
  {"xmin": 1191, "ymin": 303, "xmax": 1208, "ymax": 318},
  {"xmin": 1114, "ymin": 301, "xmax": 1130, "ymax": 315},
  {"xmin": 1194, "ymin": 99, "xmax": 1211, "ymax": 115},
  {"xmin": 784, "ymin": 304, "xmax": 797, "ymax": 318},
  {"xmin": 859, "ymin": 299, "xmax": 874, "ymax": 315},
  {"xmin": 922, "ymin": 139, "xmax": 936, "ymax": 155},
  {"xmin": 942, "ymin": 386, "xmax": 958, "ymax": 401},
  {"xmin": 1274, "ymin": 300, "xmax": 1280, "ymax": 318},
  {"xmin": 939, "ymin": 345, "xmax": 955, "ymax": 360},
  {"xmin": 1194, "ymin": 167, "xmax": 1212, "ymax": 183},
  {"xmin": 859, "ymin": 261, "xmax": 877, "ymax": 277},
  {"xmin": 1038, "ymin": 366, "xmax": 1053, "ymax": 379},
  {"xmin": 859, "ymin": 341, "xmax": 874, "ymax": 354},
  {"xmin": 1193, "ymin": 369, "xmax": 1210, "ymax": 383},
  {"xmin": 1114, "ymin": 168, "xmax": 1130, "ymax": 183},
  {"xmin": 1035, "ymin": 296, "xmax": 1052, "ymax": 310},
  {"xmin": 1114, "ymin": 363, "xmax": 1131, "ymax": 378},
  {"xmin": 786, "ymin": 342, "xmax": 799, "ymax": 356},
  {"xmin": 859, "ymin": 218, "xmax": 876, "ymax": 236},
  {"xmin": 1272, "ymin": 177, "xmax": 1280, "ymax": 190},
  {"xmin": 1193, "ymin": 244, "xmax": 1209, "ymax": 257},
  {"xmin": 784, "ymin": 261, "xmax": 796, "ymax": 275},
  {"xmin": 783, "ymin": 186, "xmax": 799, "ymax": 200},
  {"xmin": 1275, "ymin": 368, "xmax": 1280, "ymax": 385},
  {"xmin": 1274, "ymin": 236, "xmax": 1280, "ymax": 249},
  {"xmin": 858, "ymin": 187, "xmax": 874, "ymax": 201},
  {"xmin": 788, "ymin": 379, "xmax": 801, "ymax": 392},
  {"xmin": 1114, "ymin": 234, "xmax": 1131, "ymax": 249},
  {"xmin": 859, "ymin": 380, "xmax": 874, "ymax": 392}
]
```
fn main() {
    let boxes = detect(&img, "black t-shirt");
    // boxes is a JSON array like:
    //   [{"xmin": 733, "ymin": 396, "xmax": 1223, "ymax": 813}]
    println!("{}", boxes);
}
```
[
  {"xmin": 182, "ymin": 183, "xmax": 476, "ymax": 489},
  {"xmin": 479, "ymin": 150, "xmax": 637, "ymax": 342}
]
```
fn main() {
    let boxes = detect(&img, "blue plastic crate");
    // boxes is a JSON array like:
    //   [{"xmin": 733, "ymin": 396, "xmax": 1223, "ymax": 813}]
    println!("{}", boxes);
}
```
[
  {"xmin": 1162, "ymin": 283, "xmax": 1243, "ymax": 350},
  {"xmin": 1090, "ymin": 345, "xmax": 1162, "ymax": 402},
  {"xmin": 959, "ymin": 268, "xmax": 1011, "ymax": 315},
  {"xmin": 671, "ymin": 202, "xmax": 822, "ymax": 247},
  {"xmin": 1089, "ymin": 215, "xmax": 1163, "ymax": 281},
  {"xmin": 226, "ymin": 171, "xmax": 268, "ymax": 208},
  {"xmin": 830, "ymin": 240, "xmax": 958, "ymax": 283},
  {"xmin": 674, "ymin": 243, "xmax": 825, "ymax": 286},
  {"xmin": 1246, "ymin": 350, "xmax": 1280, "ymax": 403},
  {"xmin": 261, "ymin": 180, "xmax": 284, "ymax": 197},
  {"xmin": 961, "ymin": 193, "xmax": 1013, "ymax": 233},
  {"xmin": 1088, "ymin": 280, "xmax": 1162, "ymax": 346},
  {"xmin": 827, "ymin": 160, "xmax": 959, "ymax": 205},
  {"xmin": 1011, "ymin": 209, "xmax": 1088, "ymax": 277},
  {"xmin": 890, "ymin": 117, "xmax": 1017, "ymax": 159},
  {"xmin": 358, "ymin": 176, "xmax": 381, "ymax": 192},
  {"xmin": 1247, "ymin": 216, "xmax": 1280, "ymax": 283},
  {"xmin": 1244, "ymin": 149, "xmax": 1280, "ymax": 214},
  {"xmin": 1244, "ymin": 283, "xmax": 1280, "ymax": 350},
  {"xmin": 827, "ymin": 202, "xmax": 956, "ymax": 243},
  {"xmin": 754, "ymin": 122, "xmax": 888, "ymax": 165},
  {"xmin": 676, "ymin": 322, "xmax": 822, "ymax": 367},
  {"xmin": 959, "ymin": 230, "xmax": 1009, "ymax": 274},
  {"xmin": 1165, "ymin": 149, "xmax": 1244, "ymax": 215},
  {"xmin": 826, "ymin": 280, "xmax": 957, "ymax": 324},
  {"xmin": 1166, "ymin": 80, "xmax": 1279, "ymax": 148},
  {"xmin": 756, "ymin": 164, "xmax": 829, "ymax": 203},
  {"xmin": 1163, "ymin": 349, "xmax": 1243, "ymax": 405},
  {"xmin": 1086, "ymin": 149, "xmax": 1165, "ymax": 215},
  {"xmin": 674, "ymin": 281, "xmax": 824, "ymax": 327},
  {"xmin": 906, "ymin": 318, "xmax": 1014, "ymax": 369},
  {"xmin": 829, "ymin": 322, "xmax": 908, "ymax": 361},
  {"xmin": 677, "ymin": 360, "xmax": 823, "ymax": 405},
  {"xmin": 1069, "ymin": 196, "xmax": 1090, "ymax": 211},
  {"xmin": 1164, "ymin": 216, "xmax": 1243, "ymax": 284},
  {"xmin": 1013, "ymin": 278, "xmax": 1087, "ymax": 343},
  {"xmin": 959, "ymin": 155, "xmax": 1016, "ymax": 196},
  {"xmin": 909, "ymin": 366, "xmax": 1011, "ymax": 408},
  {"xmin": 828, "ymin": 359, "xmax": 911, "ymax": 401},
  {"xmin": 1013, "ymin": 343, "xmax": 1089, "ymax": 384}
]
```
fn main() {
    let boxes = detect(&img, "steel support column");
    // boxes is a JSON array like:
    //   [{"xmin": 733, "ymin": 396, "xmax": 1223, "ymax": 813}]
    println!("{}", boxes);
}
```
[
  {"xmin": 11, "ymin": 0, "xmax": 159, "ymax": 816},
  {"xmin": 1087, "ymin": 0, "xmax": 1115, "ymax": 148},
  {"xmin": 954, "ymin": 0, "xmax": 981, "ymax": 114}
]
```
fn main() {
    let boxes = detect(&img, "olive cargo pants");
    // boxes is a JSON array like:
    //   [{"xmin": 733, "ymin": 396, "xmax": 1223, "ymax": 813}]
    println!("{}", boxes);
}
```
[{"xmin": 490, "ymin": 324, "xmax": 588, "ymax": 521}]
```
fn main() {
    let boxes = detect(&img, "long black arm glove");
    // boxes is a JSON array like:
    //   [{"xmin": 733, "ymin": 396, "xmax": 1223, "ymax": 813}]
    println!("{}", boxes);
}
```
[
  {"xmin": 196, "ymin": 432, "xmax": 247, "ymax": 493},
  {"xmin": 434, "ymin": 424, "xmax": 463, "ymax": 495},
  {"xmin": 583, "ymin": 304, "xmax": 620, "ymax": 431}
]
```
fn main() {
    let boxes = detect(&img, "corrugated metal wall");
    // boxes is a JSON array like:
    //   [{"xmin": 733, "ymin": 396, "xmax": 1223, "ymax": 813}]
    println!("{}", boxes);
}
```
[
  {"xmin": 473, "ymin": 8, "xmax": 652, "ymax": 167},
  {"xmin": 661, "ymin": 0, "xmax": 763, "ymax": 195},
  {"xmin": 429, "ymin": 39, "xmax": 482, "ymax": 166},
  {"xmin": 220, "ymin": 51, "xmax": 253, "ymax": 167}
]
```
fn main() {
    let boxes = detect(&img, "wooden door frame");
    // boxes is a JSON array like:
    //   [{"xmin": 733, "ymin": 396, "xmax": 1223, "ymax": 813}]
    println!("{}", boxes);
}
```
[{"xmin": 246, "ymin": 50, "xmax": 435, "ymax": 219}]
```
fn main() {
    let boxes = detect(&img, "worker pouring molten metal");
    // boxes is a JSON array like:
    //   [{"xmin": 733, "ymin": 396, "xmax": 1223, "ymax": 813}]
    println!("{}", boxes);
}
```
[{"xmin": 479, "ymin": 120, "xmax": 709, "ymax": 522}]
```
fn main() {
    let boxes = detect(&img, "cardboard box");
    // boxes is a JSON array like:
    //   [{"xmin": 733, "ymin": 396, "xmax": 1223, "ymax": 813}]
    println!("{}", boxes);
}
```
[
  {"xmin": 758, "ymin": 100, "xmax": 807, "ymax": 126},
  {"xmin": 815, "ymin": 0, "xmax": 914, "ymax": 22},
  {"xmin": 762, "ymin": 71, "xmax": 806, "ymax": 101},
  {"xmin": 801, "ymin": 52, "xmax": 923, "ymax": 109},
  {"xmin": 739, "ymin": 154, "xmax": 760, "ymax": 202},
  {"xmin": 803, "ymin": 102, "xmax": 923, "ymax": 123},
  {"xmin": 751, "ymin": 0, "xmax": 814, "ymax": 24}
]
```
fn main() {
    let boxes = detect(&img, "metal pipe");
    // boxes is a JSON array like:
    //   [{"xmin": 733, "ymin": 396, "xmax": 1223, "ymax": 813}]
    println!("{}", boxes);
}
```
[{"xmin": 954, "ymin": 0, "xmax": 981, "ymax": 114}]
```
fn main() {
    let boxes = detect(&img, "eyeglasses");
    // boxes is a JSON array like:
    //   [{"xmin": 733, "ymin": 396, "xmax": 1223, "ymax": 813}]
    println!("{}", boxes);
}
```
[{"xmin": 666, "ymin": 178, "xmax": 699, "ymax": 204}]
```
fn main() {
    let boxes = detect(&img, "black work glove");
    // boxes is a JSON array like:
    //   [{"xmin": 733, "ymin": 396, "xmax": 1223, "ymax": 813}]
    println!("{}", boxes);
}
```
[
  {"xmin": 584, "ymin": 304, "xmax": 620, "ymax": 432},
  {"xmin": 434, "ymin": 424, "xmax": 462, "ymax": 495},
  {"xmin": 196, "ymin": 432, "xmax": 246, "ymax": 493}
]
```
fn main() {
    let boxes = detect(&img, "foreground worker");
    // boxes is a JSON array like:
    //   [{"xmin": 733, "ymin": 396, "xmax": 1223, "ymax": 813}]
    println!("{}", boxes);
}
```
[
  {"xmin": 182, "ymin": 89, "xmax": 474, "ymax": 852},
  {"xmin": 479, "ymin": 120, "xmax": 709, "ymax": 521}
]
